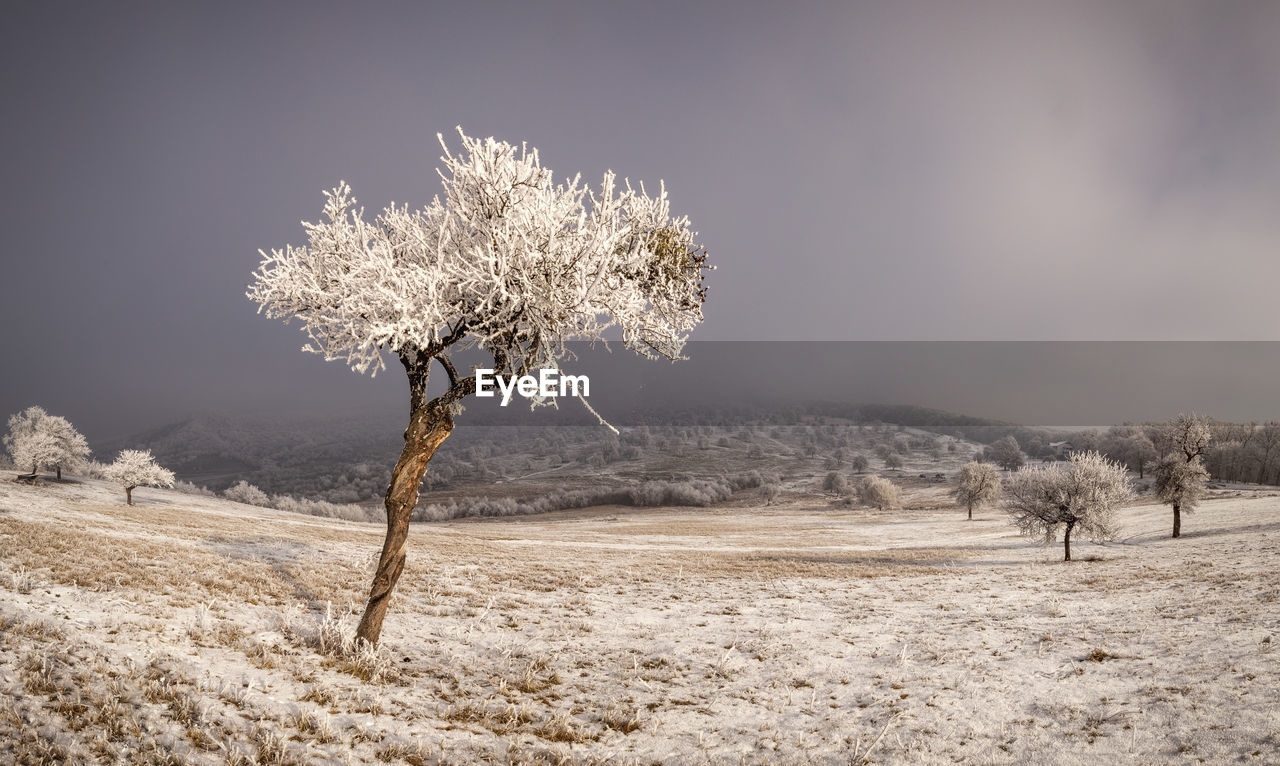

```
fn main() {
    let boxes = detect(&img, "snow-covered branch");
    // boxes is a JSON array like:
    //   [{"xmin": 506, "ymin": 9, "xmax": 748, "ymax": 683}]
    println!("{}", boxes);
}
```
[{"xmin": 247, "ymin": 128, "xmax": 710, "ymax": 387}]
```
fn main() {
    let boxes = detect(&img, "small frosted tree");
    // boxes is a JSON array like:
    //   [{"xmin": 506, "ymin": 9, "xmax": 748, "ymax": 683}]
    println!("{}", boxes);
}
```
[
  {"xmin": 248, "ymin": 129, "xmax": 710, "ymax": 646},
  {"xmin": 989, "ymin": 436, "xmax": 1024, "ymax": 471},
  {"xmin": 1123, "ymin": 433, "xmax": 1158, "ymax": 479},
  {"xmin": 1160, "ymin": 413, "xmax": 1212, "ymax": 538},
  {"xmin": 106, "ymin": 449, "xmax": 175, "ymax": 505},
  {"xmin": 1153, "ymin": 454, "xmax": 1209, "ymax": 539},
  {"xmin": 952, "ymin": 461, "xmax": 1001, "ymax": 520},
  {"xmin": 1003, "ymin": 451, "xmax": 1132, "ymax": 561},
  {"xmin": 4, "ymin": 406, "xmax": 91, "ymax": 480},
  {"xmin": 857, "ymin": 475, "xmax": 900, "ymax": 510},
  {"xmin": 850, "ymin": 453, "xmax": 869, "ymax": 473}
]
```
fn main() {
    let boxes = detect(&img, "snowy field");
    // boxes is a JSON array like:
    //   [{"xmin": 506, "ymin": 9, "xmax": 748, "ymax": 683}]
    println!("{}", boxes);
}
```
[{"xmin": 1, "ymin": 477, "xmax": 1278, "ymax": 764}]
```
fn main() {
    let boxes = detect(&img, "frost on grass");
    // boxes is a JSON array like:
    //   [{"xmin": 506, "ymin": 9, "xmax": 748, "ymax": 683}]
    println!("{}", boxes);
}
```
[
  {"xmin": 281, "ymin": 603, "xmax": 398, "ymax": 684},
  {"xmin": 1, "ymin": 476, "xmax": 1279, "ymax": 763}
]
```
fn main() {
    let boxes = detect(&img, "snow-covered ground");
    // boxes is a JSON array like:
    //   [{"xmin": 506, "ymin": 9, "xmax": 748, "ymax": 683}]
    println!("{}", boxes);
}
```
[{"xmin": 1, "ymin": 477, "xmax": 1278, "ymax": 764}]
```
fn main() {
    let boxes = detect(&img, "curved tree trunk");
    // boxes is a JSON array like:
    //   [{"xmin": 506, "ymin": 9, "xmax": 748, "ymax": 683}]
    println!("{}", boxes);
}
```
[
  {"xmin": 356, "ymin": 357, "xmax": 455, "ymax": 647},
  {"xmin": 1063, "ymin": 521, "xmax": 1074, "ymax": 561},
  {"xmin": 1172, "ymin": 502, "xmax": 1181, "ymax": 538}
]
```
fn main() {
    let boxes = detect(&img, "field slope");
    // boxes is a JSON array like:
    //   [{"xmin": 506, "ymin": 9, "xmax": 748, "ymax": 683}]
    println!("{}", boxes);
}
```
[{"xmin": 1, "ymin": 478, "xmax": 1278, "ymax": 764}]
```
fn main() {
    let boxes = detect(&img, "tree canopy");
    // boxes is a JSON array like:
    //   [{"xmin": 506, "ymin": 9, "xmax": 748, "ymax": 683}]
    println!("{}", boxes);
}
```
[
  {"xmin": 1004, "ymin": 451, "xmax": 1132, "ymax": 561},
  {"xmin": 952, "ymin": 461, "xmax": 1002, "ymax": 519},
  {"xmin": 107, "ymin": 449, "xmax": 175, "ymax": 505},
  {"xmin": 248, "ymin": 129, "xmax": 710, "ymax": 392},
  {"xmin": 4, "ymin": 406, "xmax": 90, "ymax": 478}
]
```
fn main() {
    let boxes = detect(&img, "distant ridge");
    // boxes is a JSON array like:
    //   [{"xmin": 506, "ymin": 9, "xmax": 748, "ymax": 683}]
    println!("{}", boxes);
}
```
[{"xmin": 94, "ymin": 401, "xmax": 1031, "ymax": 495}]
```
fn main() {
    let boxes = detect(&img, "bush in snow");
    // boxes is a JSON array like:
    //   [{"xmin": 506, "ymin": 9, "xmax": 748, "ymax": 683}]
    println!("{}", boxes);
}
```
[
  {"xmin": 223, "ymin": 480, "xmax": 271, "ymax": 507},
  {"xmin": 629, "ymin": 478, "xmax": 732, "ymax": 507},
  {"xmin": 856, "ymin": 475, "xmax": 900, "ymax": 510},
  {"xmin": 272, "ymin": 494, "xmax": 377, "ymax": 523},
  {"xmin": 411, "ymin": 471, "xmax": 767, "ymax": 522}
]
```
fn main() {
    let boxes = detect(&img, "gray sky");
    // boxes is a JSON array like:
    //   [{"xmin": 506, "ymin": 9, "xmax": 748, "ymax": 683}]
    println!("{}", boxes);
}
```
[{"xmin": 2, "ymin": 1, "xmax": 1278, "ymax": 438}]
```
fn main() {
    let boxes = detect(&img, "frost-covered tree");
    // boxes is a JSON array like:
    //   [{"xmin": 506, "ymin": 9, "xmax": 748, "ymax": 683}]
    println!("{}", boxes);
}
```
[
  {"xmin": 1157, "ymin": 413, "xmax": 1212, "ymax": 538},
  {"xmin": 248, "ymin": 129, "xmax": 710, "ymax": 646},
  {"xmin": 952, "ymin": 461, "xmax": 1001, "ymax": 520},
  {"xmin": 4, "ymin": 406, "xmax": 91, "ymax": 480},
  {"xmin": 106, "ymin": 449, "xmax": 175, "ymax": 505},
  {"xmin": 1003, "ymin": 451, "xmax": 1132, "ymax": 561},
  {"xmin": 1101, "ymin": 426, "xmax": 1154, "ymax": 478},
  {"xmin": 856, "ymin": 475, "xmax": 900, "ymax": 510},
  {"xmin": 7, "ymin": 428, "xmax": 60, "ymax": 482},
  {"xmin": 989, "ymin": 435, "xmax": 1024, "ymax": 471},
  {"xmin": 1122, "ymin": 433, "xmax": 1158, "ymax": 479},
  {"xmin": 1153, "ymin": 454, "xmax": 1209, "ymax": 539},
  {"xmin": 850, "ymin": 453, "xmax": 869, "ymax": 473}
]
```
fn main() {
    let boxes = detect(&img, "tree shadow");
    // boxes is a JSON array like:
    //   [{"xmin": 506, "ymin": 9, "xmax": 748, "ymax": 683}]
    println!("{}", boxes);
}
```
[
  {"xmin": 199, "ymin": 534, "xmax": 343, "ymax": 612},
  {"xmin": 1119, "ymin": 519, "xmax": 1280, "ymax": 545}
]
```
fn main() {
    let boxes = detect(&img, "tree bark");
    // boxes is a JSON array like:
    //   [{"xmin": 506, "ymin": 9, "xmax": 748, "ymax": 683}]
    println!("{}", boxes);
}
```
[
  {"xmin": 967, "ymin": 504, "xmax": 973, "ymax": 521},
  {"xmin": 125, "ymin": 486, "xmax": 133, "ymax": 505},
  {"xmin": 1172, "ymin": 502, "xmax": 1181, "ymax": 538},
  {"xmin": 355, "ymin": 357, "xmax": 455, "ymax": 647},
  {"xmin": 56, "ymin": 465, "xmax": 62, "ymax": 481},
  {"xmin": 1063, "ymin": 521, "xmax": 1074, "ymax": 561}
]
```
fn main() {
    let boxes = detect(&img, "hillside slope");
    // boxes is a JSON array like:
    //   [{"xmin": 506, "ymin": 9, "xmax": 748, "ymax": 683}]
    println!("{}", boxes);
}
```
[{"xmin": 2, "ymin": 477, "xmax": 1278, "ymax": 764}]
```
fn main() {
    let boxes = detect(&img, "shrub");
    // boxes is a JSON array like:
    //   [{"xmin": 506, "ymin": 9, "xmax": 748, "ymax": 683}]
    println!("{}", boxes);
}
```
[
  {"xmin": 856, "ymin": 476, "xmax": 900, "ymax": 510},
  {"xmin": 223, "ymin": 480, "xmax": 271, "ymax": 507},
  {"xmin": 822, "ymin": 471, "xmax": 850, "ymax": 497}
]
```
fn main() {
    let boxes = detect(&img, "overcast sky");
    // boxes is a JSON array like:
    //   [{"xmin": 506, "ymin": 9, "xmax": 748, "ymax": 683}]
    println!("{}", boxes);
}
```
[{"xmin": 2, "ymin": 1, "xmax": 1278, "ymax": 438}]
